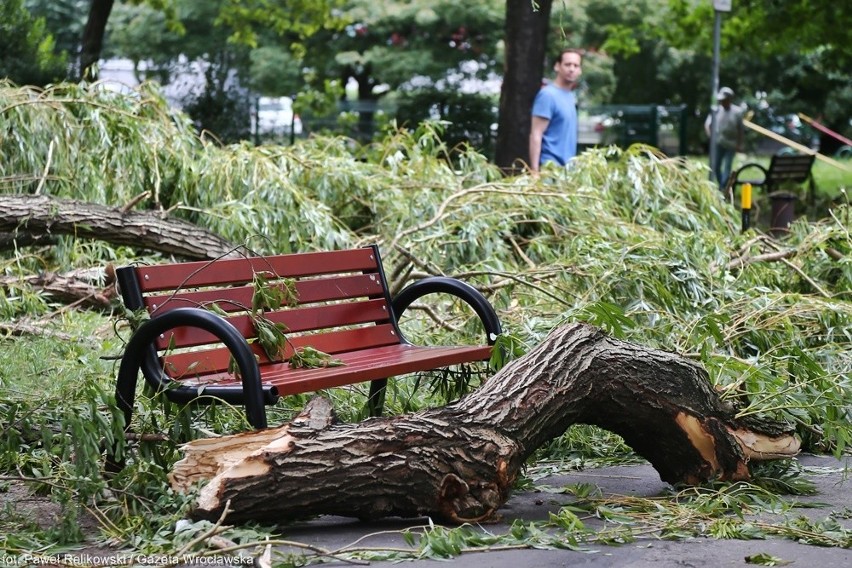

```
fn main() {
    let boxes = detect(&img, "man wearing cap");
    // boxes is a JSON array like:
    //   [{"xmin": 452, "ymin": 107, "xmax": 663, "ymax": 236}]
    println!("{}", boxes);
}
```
[{"xmin": 705, "ymin": 87, "xmax": 745, "ymax": 191}]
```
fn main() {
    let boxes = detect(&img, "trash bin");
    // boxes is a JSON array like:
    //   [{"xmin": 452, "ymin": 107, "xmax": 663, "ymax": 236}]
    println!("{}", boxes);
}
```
[{"xmin": 768, "ymin": 192, "xmax": 797, "ymax": 236}]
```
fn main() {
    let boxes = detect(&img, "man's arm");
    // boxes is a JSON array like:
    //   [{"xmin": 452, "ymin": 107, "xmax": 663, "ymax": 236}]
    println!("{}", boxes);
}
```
[{"xmin": 529, "ymin": 116, "xmax": 550, "ymax": 173}]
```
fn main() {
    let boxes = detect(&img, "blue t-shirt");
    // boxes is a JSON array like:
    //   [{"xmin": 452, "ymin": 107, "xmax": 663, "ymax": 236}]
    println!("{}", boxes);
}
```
[{"xmin": 532, "ymin": 85, "xmax": 578, "ymax": 166}]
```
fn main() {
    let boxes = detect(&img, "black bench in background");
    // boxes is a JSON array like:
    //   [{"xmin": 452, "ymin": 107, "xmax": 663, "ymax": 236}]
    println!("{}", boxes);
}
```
[{"xmin": 727, "ymin": 153, "xmax": 816, "ymax": 234}]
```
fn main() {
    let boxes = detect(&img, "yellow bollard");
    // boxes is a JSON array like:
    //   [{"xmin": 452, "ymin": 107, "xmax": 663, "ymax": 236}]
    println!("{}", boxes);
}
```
[{"xmin": 741, "ymin": 182, "xmax": 752, "ymax": 232}]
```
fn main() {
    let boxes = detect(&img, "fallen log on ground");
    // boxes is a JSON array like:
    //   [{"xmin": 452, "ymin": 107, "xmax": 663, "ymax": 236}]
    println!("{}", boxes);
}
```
[
  {"xmin": 0, "ymin": 267, "xmax": 116, "ymax": 310},
  {"xmin": 0, "ymin": 194, "xmax": 240, "ymax": 260},
  {"xmin": 169, "ymin": 323, "xmax": 800, "ymax": 524}
]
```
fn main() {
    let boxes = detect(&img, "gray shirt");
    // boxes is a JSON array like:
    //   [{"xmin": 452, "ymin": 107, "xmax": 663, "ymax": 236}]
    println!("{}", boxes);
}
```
[{"xmin": 705, "ymin": 104, "xmax": 745, "ymax": 150}]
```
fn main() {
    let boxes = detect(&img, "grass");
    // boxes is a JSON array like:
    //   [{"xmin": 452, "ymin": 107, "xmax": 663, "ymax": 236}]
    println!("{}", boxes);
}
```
[
  {"xmin": 0, "ymin": 313, "xmax": 118, "ymax": 399},
  {"xmin": 812, "ymin": 157, "xmax": 852, "ymax": 201}
]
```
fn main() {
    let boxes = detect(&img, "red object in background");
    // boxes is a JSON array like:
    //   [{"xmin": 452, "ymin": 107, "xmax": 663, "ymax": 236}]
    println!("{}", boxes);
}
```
[{"xmin": 798, "ymin": 113, "xmax": 852, "ymax": 146}]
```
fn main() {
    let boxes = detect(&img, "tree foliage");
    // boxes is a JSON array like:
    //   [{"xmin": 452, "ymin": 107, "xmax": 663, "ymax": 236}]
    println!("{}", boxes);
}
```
[
  {"xmin": 105, "ymin": 0, "xmax": 256, "ymax": 142},
  {"xmin": 0, "ymin": 81, "xmax": 347, "ymax": 253},
  {"xmin": 319, "ymin": 0, "xmax": 504, "ymax": 88},
  {"xmin": 23, "ymin": 0, "xmax": 89, "ymax": 59},
  {"xmin": 660, "ymin": 0, "xmax": 851, "ymax": 70},
  {"xmin": 658, "ymin": 0, "xmax": 851, "ymax": 136},
  {"xmin": 0, "ymin": 0, "xmax": 68, "ymax": 86},
  {"xmin": 294, "ymin": 0, "xmax": 506, "ymax": 142},
  {"xmin": 216, "ymin": 0, "xmax": 347, "ymax": 47}
]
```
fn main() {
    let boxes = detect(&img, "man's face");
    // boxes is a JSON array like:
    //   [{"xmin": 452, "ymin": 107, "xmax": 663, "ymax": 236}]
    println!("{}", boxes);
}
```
[{"xmin": 554, "ymin": 52, "xmax": 582, "ymax": 85}]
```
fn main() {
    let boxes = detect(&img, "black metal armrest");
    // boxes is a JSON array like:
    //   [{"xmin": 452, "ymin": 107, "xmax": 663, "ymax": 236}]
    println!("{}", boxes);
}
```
[
  {"xmin": 116, "ymin": 307, "xmax": 273, "ymax": 429},
  {"xmin": 391, "ymin": 276, "xmax": 502, "ymax": 345},
  {"xmin": 730, "ymin": 162, "xmax": 768, "ymax": 187}
]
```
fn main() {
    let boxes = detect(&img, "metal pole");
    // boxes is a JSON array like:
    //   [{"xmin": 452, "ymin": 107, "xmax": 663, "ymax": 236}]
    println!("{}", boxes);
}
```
[
  {"xmin": 290, "ymin": 96, "xmax": 296, "ymax": 146},
  {"xmin": 253, "ymin": 96, "xmax": 260, "ymax": 146},
  {"xmin": 709, "ymin": 9, "xmax": 722, "ymax": 185}
]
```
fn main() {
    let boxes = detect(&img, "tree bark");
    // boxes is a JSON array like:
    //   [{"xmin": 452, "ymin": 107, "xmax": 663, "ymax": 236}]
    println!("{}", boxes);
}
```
[
  {"xmin": 495, "ymin": 0, "xmax": 552, "ymax": 172},
  {"xmin": 170, "ymin": 323, "xmax": 800, "ymax": 524},
  {"xmin": 0, "ymin": 194, "xmax": 241, "ymax": 260}
]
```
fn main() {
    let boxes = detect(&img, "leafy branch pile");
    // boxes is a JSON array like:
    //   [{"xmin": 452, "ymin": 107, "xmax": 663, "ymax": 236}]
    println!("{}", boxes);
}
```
[{"xmin": 1, "ymin": 82, "xmax": 851, "ymax": 560}]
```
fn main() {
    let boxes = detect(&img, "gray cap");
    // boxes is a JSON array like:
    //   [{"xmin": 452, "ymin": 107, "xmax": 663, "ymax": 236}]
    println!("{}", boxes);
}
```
[{"xmin": 716, "ymin": 87, "xmax": 734, "ymax": 100}]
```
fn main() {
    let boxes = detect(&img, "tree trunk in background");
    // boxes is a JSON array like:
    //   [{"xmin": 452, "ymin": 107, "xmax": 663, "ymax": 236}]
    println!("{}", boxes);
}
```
[
  {"xmin": 79, "ymin": 0, "xmax": 115, "ymax": 80},
  {"xmin": 170, "ymin": 323, "xmax": 800, "ymax": 524},
  {"xmin": 355, "ymin": 66, "xmax": 378, "ymax": 142},
  {"xmin": 495, "ymin": 0, "xmax": 553, "ymax": 173}
]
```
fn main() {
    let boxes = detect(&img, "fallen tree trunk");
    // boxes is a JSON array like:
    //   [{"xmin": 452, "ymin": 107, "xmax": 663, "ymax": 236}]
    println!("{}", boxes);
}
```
[
  {"xmin": 0, "ymin": 319, "xmax": 77, "ymax": 341},
  {"xmin": 0, "ymin": 267, "xmax": 116, "ymax": 310},
  {"xmin": 169, "ymin": 323, "xmax": 800, "ymax": 524},
  {"xmin": 0, "ymin": 194, "xmax": 240, "ymax": 260}
]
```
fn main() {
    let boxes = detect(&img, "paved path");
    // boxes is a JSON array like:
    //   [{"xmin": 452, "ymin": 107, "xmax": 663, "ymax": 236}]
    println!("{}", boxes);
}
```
[{"xmin": 270, "ymin": 454, "xmax": 852, "ymax": 567}]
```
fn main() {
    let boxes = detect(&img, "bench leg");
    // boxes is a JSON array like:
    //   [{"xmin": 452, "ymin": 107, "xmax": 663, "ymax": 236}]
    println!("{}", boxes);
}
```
[
  {"xmin": 115, "ymin": 361, "xmax": 138, "ymax": 433},
  {"xmin": 367, "ymin": 379, "xmax": 387, "ymax": 417},
  {"xmin": 104, "ymin": 354, "xmax": 141, "ymax": 473}
]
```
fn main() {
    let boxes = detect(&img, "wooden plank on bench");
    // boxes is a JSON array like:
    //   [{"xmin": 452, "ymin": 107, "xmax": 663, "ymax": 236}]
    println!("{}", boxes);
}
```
[
  {"xmin": 765, "ymin": 154, "xmax": 815, "ymax": 184},
  {"xmin": 160, "ymin": 324, "xmax": 403, "ymax": 377},
  {"xmin": 152, "ymin": 297, "xmax": 392, "ymax": 350},
  {"xmin": 135, "ymin": 248, "xmax": 381, "ymax": 292},
  {"xmin": 179, "ymin": 343, "xmax": 493, "ymax": 396},
  {"xmin": 145, "ymin": 273, "xmax": 386, "ymax": 316}
]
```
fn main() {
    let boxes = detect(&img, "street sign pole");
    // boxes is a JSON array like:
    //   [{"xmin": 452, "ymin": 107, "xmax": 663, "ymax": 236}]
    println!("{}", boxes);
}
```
[{"xmin": 709, "ymin": 0, "xmax": 732, "ymax": 187}]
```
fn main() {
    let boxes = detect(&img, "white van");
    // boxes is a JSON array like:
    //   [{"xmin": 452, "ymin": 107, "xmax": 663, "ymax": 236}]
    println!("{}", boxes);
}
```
[{"xmin": 252, "ymin": 96, "xmax": 303, "ymax": 136}]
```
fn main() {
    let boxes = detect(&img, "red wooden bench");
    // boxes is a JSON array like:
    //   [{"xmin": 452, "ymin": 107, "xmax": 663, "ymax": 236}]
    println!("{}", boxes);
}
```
[{"xmin": 114, "ymin": 245, "xmax": 501, "ymax": 432}]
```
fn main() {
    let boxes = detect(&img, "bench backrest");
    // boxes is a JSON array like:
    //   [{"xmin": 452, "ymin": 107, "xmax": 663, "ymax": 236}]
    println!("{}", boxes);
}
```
[
  {"xmin": 765, "ymin": 154, "xmax": 815, "ymax": 185},
  {"xmin": 116, "ymin": 245, "xmax": 401, "ymax": 379}
]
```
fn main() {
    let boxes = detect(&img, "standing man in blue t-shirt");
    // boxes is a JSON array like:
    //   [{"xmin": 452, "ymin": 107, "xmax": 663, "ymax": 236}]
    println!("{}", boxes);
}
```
[{"xmin": 529, "ymin": 48, "xmax": 583, "ymax": 174}]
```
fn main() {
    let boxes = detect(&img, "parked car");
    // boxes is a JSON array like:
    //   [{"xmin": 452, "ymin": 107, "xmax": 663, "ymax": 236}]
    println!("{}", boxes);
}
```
[
  {"xmin": 578, "ymin": 105, "xmax": 687, "ymax": 155},
  {"xmin": 251, "ymin": 96, "xmax": 302, "ymax": 137},
  {"xmin": 577, "ymin": 109, "xmax": 619, "ymax": 147}
]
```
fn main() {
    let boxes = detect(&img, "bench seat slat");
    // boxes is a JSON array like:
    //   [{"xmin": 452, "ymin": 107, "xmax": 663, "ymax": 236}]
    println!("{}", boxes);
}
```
[
  {"xmin": 155, "ymin": 298, "xmax": 392, "ymax": 349},
  {"xmin": 136, "ymin": 248, "xmax": 380, "ymax": 292},
  {"xmin": 764, "ymin": 155, "xmax": 815, "ymax": 184},
  {"xmin": 768, "ymin": 172, "xmax": 810, "ymax": 182},
  {"xmin": 162, "ymin": 323, "xmax": 402, "ymax": 377},
  {"xmin": 179, "ymin": 344, "xmax": 492, "ymax": 396}
]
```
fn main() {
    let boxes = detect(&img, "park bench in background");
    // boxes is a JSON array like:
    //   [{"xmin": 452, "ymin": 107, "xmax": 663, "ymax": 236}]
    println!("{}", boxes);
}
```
[
  {"xmin": 114, "ymin": 245, "xmax": 501, "ymax": 433},
  {"xmin": 727, "ymin": 153, "xmax": 816, "ymax": 234}
]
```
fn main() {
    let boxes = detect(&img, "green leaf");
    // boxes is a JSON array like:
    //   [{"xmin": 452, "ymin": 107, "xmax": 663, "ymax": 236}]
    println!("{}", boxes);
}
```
[
  {"xmin": 745, "ymin": 552, "xmax": 793, "ymax": 566},
  {"xmin": 253, "ymin": 316, "xmax": 289, "ymax": 361},
  {"xmin": 288, "ymin": 346, "xmax": 344, "ymax": 369}
]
